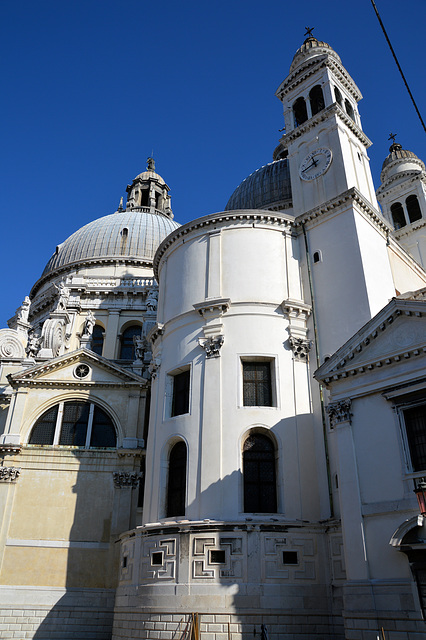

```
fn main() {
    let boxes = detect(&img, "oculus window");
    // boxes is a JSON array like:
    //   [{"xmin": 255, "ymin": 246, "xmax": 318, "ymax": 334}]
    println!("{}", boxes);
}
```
[
  {"xmin": 29, "ymin": 401, "xmax": 116, "ymax": 448},
  {"xmin": 166, "ymin": 441, "xmax": 187, "ymax": 517},
  {"xmin": 242, "ymin": 361, "xmax": 273, "ymax": 407},
  {"xmin": 243, "ymin": 433, "xmax": 277, "ymax": 513}
]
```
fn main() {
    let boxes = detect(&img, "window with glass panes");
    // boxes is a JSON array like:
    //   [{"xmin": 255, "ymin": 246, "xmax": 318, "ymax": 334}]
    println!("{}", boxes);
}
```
[
  {"xmin": 166, "ymin": 441, "xmax": 187, "ymax": 517},
  {"xmin": 242, "ymin": 362, "xmax": 272, "ymax": 406},
  {"xmin": 29, "ymin": 401, "xmax": 116, "ymax": 448},
  {"xmin": 243, "ymin": 433, "xmax": 277, "ymax": 513},
  {"xmin": 171, "ymin": 370, "xmax": 190, "ymax": 416},
  {"xmin": 404, "ymin": 404, "xmax": 426, "ymax": 471}
]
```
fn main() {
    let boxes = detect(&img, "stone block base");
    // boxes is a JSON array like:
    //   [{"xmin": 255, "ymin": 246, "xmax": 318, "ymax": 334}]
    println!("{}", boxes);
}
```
[{"xmin": 0, "ymin": 586, "xmax": 115, "ymax": 639}]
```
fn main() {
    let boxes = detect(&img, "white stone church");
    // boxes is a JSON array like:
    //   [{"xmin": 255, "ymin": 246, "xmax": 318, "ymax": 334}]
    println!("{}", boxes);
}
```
[{"xmin": 1, "ymin": 35, "xmax": 426, "ymax": 640}]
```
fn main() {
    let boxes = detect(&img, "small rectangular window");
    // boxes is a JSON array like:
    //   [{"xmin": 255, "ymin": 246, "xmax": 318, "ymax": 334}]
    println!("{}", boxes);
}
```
[
  {"xmin": 152, "ymin": 552, "xmax": 163, "ymax": 566},
  {"xmin": 242, "ymin": 361, "xmax": 272, "ymax": 406},
  {"xmin": 172, "ymin": 370, "xmax": 190, "ymax": 417},
  {"xmin": 282, "ymin": 551, "xmax": 298, "ymax": 565},
  {"xmin": 210, "ymin": 550, "xmax": 226, "ymax": 564},
  {"xmin": 404, "ymin": 404, "xmax": 426, "ymax": 471}
]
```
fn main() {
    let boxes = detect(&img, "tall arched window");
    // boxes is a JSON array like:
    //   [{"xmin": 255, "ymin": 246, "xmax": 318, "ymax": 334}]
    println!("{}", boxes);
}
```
[
  {"xmin": 406, "ymin": 195, "xmax": 422, "ymax": 223},
  {"xmin": 119, "ymin": 325, "xmax": 141, "ymax": 360},
  {"xmin": 243, "ymin": 433, "xmax": 277, "ymax": 513},
  {"xmin": 391, "ymin": 202, "xmax": 406, "ymax": 229},
  {"xmin": 29, "ymin": 401, "xmax": 116, "ymax": 448},
  {"xmin": 345, "ymin": 99, "xmax": 355, "ymax": 121},
  {"xmin": 309, "ymin": 85, "xmax": 325, "ymax": 116},
  {"xmin": 334, "ymin": 86, "xmax": 343, "ymax": 106},
  {"xmin": 91, "ymin": 325, "xmax": 104, "ymax": 356},
  {"xmin": 166, "ymin": 441, "xmax": 187, "ymax": 517},
  {"xmin": 293, "ymin": 97, "xmax": 308, "ymax": 127}
]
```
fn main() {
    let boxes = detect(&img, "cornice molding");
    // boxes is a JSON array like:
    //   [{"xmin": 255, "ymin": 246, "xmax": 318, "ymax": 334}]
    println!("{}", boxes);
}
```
[
  {"xmin": 154, "ymin": 212, "xmax": 294, "ymax": 280},
  {"xmin": 7, "ymin": 348, "xmax": 146, "ymax": 387},
  {"xmin": 376, "ymin": 169, "xmax": 425, "ymax": 197},
  {"xmin": 316, "ymin": 303, "xmax": 426, "ymax": 385},
  {"xmin": 294, "ymin": 187, "xmax": 390, "ymax": 233},
  {"xmin": 278, "ymin": 103, "xmax": 371, "ymax": 149}
]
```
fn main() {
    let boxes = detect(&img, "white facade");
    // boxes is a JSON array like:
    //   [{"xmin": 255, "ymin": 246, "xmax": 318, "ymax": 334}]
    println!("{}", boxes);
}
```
[{"xmin": 1, "ymin": 36, "xmax": 426, "ymax": 640}]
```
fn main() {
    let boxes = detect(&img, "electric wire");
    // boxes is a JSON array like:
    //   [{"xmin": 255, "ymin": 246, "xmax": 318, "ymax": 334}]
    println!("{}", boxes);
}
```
[{"xmin": 370, "ymin": 0, "xmax": 426, "ymax": 135}]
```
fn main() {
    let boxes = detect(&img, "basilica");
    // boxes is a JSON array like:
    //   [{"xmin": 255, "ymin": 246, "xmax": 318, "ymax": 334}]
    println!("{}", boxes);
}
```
[{"xmin": 1, "ymin": 35, "xmax": 426, "ymax": 640}]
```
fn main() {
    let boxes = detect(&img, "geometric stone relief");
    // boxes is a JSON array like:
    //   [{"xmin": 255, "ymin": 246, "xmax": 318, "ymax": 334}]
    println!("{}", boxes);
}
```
[
  {"xmin": 141, "ymin": 537, "xmax": 177, "ymax": 580},
  {"xmin": 264, "ymin": 535, "xmax": 316, "ymax": 581},
  {"xmin": 0, "ymin": 329, "xmax": 26, "ymax": 359},
  {"xmin": 329, "ymin": 534, "xmax": 346, "ymax": 581},
  {"xmin": 0, "ymin": 467, "xmax": 21, "ymax": 482},
  {"xmin": 192, "ymin": 535, "xmax": 244, "ymax": 580}
]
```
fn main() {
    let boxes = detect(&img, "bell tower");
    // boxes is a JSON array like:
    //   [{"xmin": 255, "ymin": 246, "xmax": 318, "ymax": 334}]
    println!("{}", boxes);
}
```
[
  {"xmin": 274, "ymin": 33, "xmax": 378, "ymax": 214},
  {"xmin": 274, "ymin": 33, "xmax": 398, "ymax": 357}
]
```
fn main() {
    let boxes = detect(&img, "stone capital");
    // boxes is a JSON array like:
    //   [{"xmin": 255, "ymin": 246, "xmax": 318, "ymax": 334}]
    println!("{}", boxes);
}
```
[{"xmin": 327, "ymin": 399, "xmax": 352, "ymax": 428}]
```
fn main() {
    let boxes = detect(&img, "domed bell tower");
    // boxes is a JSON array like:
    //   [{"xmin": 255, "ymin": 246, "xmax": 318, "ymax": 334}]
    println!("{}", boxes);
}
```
[
  {"xmin": 126, "ymin": 157, "xmax": 173, "ymax": 218},
  {"xmin": 377, "ymin": 139, "xmax": 426, "ymax": 268}
]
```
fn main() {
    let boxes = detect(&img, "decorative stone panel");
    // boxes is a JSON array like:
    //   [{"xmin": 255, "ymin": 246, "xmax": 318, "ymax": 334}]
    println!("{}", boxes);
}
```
[
  {"xmin": 264, "ymin": 535, "xmax": 316, "ymax": 580},
  {"xmin": 0, "ymin": 329, "xmax": 26, "ymax": 359},
  {"xmin": 141, "ymin": 537, "xmax": 177, "ymax": 580},
  {"xmin": 192, "ymin": 535, "xmax": 244, "ymax": 580},
  {"xmin": 329, "ymin": 534, "xmax": 346, "ymax": 581}
]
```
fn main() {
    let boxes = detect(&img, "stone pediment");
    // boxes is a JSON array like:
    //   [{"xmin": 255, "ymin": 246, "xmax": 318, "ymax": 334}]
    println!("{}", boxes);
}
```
[
  {"xmin": 315, "ymin": 297, "xmax": 426, "ymax": 385},
  {"xmin": 8, "ymin": 349, "xmax": 147, "ymax": 389}
]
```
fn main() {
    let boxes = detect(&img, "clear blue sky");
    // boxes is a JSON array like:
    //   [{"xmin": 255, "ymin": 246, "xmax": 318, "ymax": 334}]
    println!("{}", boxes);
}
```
[{"xmin": 1, "ymin": 0, "xmax": 425, "ymax": 325}]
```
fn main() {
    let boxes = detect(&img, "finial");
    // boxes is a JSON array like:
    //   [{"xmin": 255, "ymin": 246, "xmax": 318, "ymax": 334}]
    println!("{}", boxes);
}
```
[
  {"xmin": 304, "ymin": 26, "xmax": 315, "ymax": 38},
  {"xmin": 388, "ymin": 132, "xmax": 397, "ymax": 143},
  {"xmin": 147, "ymin": 157, "xmax": 155, "ymax": 172},
  {"xmin": 388, "ymin": 132, "xmax": 402, "ymax": 153},
  {"xmin": 118, "ymin": 196, "xmax": 123, "ymax": 212}
]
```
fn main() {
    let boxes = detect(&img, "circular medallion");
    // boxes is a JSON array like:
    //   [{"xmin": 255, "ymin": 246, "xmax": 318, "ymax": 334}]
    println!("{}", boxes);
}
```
[
  {"xmin": 74, "ymin": 364, "xmax": 90, "ymax": 379},
  {"xmin": 299, "ymin": 148, "xmax": 332, "ymax": 181}
]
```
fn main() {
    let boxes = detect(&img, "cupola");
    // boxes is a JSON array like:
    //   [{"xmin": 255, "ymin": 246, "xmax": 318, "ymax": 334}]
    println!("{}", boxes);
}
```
[{"xmin": 126, "ymin": 157, "xmax": 173, "ymax": 218}]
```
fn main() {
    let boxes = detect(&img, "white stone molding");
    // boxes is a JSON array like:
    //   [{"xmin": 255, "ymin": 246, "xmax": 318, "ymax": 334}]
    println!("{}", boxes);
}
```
[
  {"xmin": 0, "ymin": 444, "xmax": 21, "ymax": 454},
  {"xmin": 0, "ymin": 467, "xmax": 21, "ymax": 482},
  {"xmin": 199, "ymin": 335, "xmax": 224, "ymax": 359},
  {"xmin": 148, "ymin": 323, "xmax": 164, "ymax": 346},
  {"xmin": 112, "ymin": 471, "xmax": 143, "ymax": 489},
  {"xmin": 193, "ymin": 298, "xmax": 230, "ymax": 321},
  {"xmin": 327, "ymin": 399, "xmax": 352, "ymax": 428},
  {"xmin": 390, "ymin": 515, "xmax": 424, "ymax": 548},
  {"xmin": 282, "ymin": 299, "xmax": 312, "ymax": 360}
]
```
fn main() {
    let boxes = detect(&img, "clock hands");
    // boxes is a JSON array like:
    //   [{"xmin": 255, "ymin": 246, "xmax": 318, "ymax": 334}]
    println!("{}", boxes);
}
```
[{"xmin": 302, "ymin": 157, "xmax": 318, "ymax": 174}]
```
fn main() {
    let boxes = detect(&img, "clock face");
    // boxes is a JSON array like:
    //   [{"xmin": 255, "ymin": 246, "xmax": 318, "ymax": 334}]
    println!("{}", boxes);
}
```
[{"xmin": 299, "ymin": 148, "xmax": 332, "ymax": 181}]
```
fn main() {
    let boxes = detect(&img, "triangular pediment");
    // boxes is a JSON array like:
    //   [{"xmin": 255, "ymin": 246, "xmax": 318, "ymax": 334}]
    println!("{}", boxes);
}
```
[
  {"xmin": 315, "ymin": 297, "xmax": 426, "ymax": 384},
  {"xmin": 8, "ymin": 348, "xmax": 147, "ymax": 388}
]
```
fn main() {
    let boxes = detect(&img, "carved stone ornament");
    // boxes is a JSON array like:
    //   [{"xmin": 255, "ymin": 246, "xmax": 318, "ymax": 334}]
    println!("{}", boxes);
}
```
[
  {"xmin": 54, "ymin": 280, "xmax": 70, "ymax": 311},
  {"xmin": 41, "ymin": 318, "xmax": 66, "ymax": 357},
  {"xmin": 288, "ymin": 336, "xmax": 312, "ymax": 361},
  {"xmin": 199, "ymin": 335, "xmax": 224, "ymax": 358},
  {"xmin": 26, "ymin": 332, "xmax": 42, "ymax": 358},
  {"xmin": 113, "ymin": 471, "xmax": 143, "ymax": 489},
  {"xmin": 145, "ymin": 286, "xmax": 159, "ymax": 312},
  {"xmin": 0, "ymin": 329, "xmax": 26, "ymax": 360},
  {"xmin": 0, "ymin": 467, "xmax": 21, "ymax": 482},
  {"xmin": 327, "ymin": 399, "xmax": 352, "ymax": 428},
  {"xmin": 148, "ymin": 355, "xmax": 161, "ymax": 379}
]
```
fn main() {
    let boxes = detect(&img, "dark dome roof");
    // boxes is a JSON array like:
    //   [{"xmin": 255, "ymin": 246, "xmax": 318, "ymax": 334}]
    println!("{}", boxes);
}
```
[
  {"xmin": 290, "ymin": 36, "xmax": 341, "ymax": 72},
  {"xmin": 41, "ymin": 210, "xmax": 180, "ymax": 277},
  {"xmin": 225, "ymin": 159, "xmax": 292, "ymax": 211},
  {"xmin": 381, "ymin": 142, "xmax": 421, "ymax": 171}
]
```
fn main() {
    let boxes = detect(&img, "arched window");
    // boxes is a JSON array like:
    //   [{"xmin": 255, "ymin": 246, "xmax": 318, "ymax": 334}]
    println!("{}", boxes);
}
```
[
  {"xmin": 119, "ymin": 325, "xmax": 141, "ymax": 360},
  {"xmin": 243, "ymin": 433, "xmax": 277, "ymax": 513},
  {"xmin": 29, "ymin": 401, "xmax": 116, "ymax": 448},
  {"xmin": 345, "ymin": 99, "xmax": 355, "ymax": 121},
  {"xmin": 309, "ymin": 85, "xmax": 325, "ymax": 116},
  {"xmin": 390, "ymin": 202, "xmax": 406, "ymax": 230},
  {"xmin": 406, "ymin": 195, "xmax": 422, "ymax": 223},
  {"xmin": 334, "ymin": 86, "xmax": 343, "ymax": 106},
  {"xmin": 293, "ymin": 97, "xmax": 308, "ymax": 127},
  {"xmin": 91, "ymin": 325, "xmax": 104, "ymax": 356},
  {"xmin": 166, "ymin": 441, "xmax": 187, "ymax": 517}
]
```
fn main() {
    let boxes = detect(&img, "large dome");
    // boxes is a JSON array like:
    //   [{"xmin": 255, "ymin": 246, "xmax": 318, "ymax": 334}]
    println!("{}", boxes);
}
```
[
  {"xmin": 225, "ymin": 159, "xmax": 292, "ymax": 211},
  {"xmin": 41, "ymin": 210, "xmax": 180, "ymax": 277}
]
